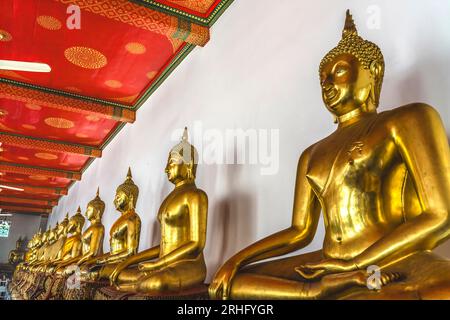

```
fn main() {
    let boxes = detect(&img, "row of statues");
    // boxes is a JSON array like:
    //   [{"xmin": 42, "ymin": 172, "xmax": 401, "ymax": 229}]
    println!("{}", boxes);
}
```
[
  {"xmin": 11, "ymin": 127, "xmax": 208, "ymax": 298},
  {"xmin": 10, "ymin": 11, "xmax": 450, "ymax": 299}
]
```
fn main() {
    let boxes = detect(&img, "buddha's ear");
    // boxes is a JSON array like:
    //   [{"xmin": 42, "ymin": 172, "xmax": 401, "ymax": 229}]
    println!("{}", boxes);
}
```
[
  {"xmin": 129, "ymin": 194, "xmax": 135, "ymax": 210},
  {"xmin": 186, "ymin": 162, "xmax": 195, "ymax": 180},
  {"xmin": 370, "ymin": 59, "xmax": 382, "ymax": 80}
]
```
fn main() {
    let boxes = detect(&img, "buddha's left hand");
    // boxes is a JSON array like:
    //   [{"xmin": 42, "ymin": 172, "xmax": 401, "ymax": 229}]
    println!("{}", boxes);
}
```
[{"xmin": 295, "ymin": 258, "xmax": 356, "ymax": 280}]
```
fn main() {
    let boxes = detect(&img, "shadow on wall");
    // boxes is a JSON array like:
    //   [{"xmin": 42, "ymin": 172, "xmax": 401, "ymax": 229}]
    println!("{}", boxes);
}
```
[{"xmin": 208, "ymin": 164, "xmax": 257, "ymax": 278}]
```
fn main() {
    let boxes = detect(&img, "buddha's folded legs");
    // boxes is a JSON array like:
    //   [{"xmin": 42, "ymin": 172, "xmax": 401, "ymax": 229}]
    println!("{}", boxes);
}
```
[
  {"xmin": 231, "ymin": 271, "xmax": 365, "ymax": 300},
  {"xmin": 337, "ymin": 251, "xmax": 450, "ymax": 300},
  {"xmin": 228, "ymin": 249, "xmax": 403, "ymax": 299},
  {"xmin": 117, "ymin": 259, "xmax": 207, "ymax": 293},
  {"xmin": 97, "ymin": 263, "xmax": 119, "ymax": 280}
]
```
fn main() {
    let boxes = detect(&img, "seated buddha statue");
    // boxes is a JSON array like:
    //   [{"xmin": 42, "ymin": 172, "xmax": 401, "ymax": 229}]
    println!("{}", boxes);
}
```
[
  {"xmin": 28, "ymin": 228, "xmax": 53, "ymax": 272},
  {"xmin": 37, "ymin": 214, "xmax": 70, "ymax": 273},
  {"xmin": 8, "ymin": 237, "xmax": 26, "ymax": 265},
  {"xmin": 19, "ymin": 228, "xmax": 54, "ymax": 296},
  {"xmin": 14, "ymin": 232, "xmax": 41, "ymax": 277},
  {"xmin": 11, "ymin": 234, "xmax": 39, "ymax": 290},
  {"xmin": 79, "ymin": 169, "xmax": 141, "ymax": 281},
  {"xmin": 209, "ymin": 10, "xmax": 450, "ymax": 300},
  {"xmin": 109, "ymin": 128, "xmax": 208, "ymax": 294},
  {"xmin": 22, "ymin": 234, "xmax": 37, "ymax": 268},
  {"xmin": 58, "ymin": 189, "xmax": 105, "ymax": 275},
  {"xmin": 47, "ymin": 207, "xmax": 86, "ymax": 275}
]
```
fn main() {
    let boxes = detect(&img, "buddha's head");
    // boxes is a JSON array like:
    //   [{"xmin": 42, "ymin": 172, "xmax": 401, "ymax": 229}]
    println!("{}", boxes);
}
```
[
  {"xmin": 56, "ymin": 213, "xmax": 70, "ymax": 238},
  {"xmin": 114, "ymin": 168, "xmax": 139, "ymax": 212},
  {"xmin": 32, "ymin": 230, "xmax": 43, "ymax": 248},
  {"xmin": 86, "ymin": 187, "xmax": 105, "ymax": 222},
  {"xmin": 319, "ymin": 10, "xmax": 384, "ymax": 119},
  {"xmin": 67, "ymin": 206, "xmax": 85, "ymax": 234},
  {"xmin": 166, "ymin": 127, "xmax": 198, "ymax": 186},
  {"xmin": 41, "ymin": 229, "xmax": 49, "ymax": 245},
  {"xmin": 47, "ymin": 227, "xmax": 56, "ymax": 244}
]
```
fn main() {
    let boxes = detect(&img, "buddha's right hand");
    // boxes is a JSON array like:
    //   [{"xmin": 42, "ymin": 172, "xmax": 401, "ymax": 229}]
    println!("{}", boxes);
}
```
[
  {"xmin": 209, "ymin": 260, "xmax": 239, "ymax": 300},
  {"xmin": 109, "ymin": 263, "xmax": 126, "ymax": 286}
]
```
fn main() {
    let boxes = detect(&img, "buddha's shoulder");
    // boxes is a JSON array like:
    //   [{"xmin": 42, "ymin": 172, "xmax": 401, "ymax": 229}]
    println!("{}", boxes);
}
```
[
  {"xmin": 184, "ymin": 186, "xmax": 208, "ymax": 200},
  {"xmin": 84, "ymin": 224, "xmax": 104, "ymax": 232},
  {"xmin": 378, "ymin": 103, "xmax": 441, "ymax": 126}
]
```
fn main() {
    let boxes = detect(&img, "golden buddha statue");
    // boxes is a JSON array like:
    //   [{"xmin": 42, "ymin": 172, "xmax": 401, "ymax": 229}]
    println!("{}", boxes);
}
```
[
  {"xmin": 79, "ymin": 169, "xmax": 141, "ymax": 281},
  {"xmin": 11, "ymin": 230, "xmax": 48, "ymax": 298},
  {"xmin": 58, "ymin": 189, "xmax": 106, "ymax": 274},
  {"xmin": 37, "ymin": 214, "xmax": 70, "ymax": 273},
  {"xmin": 48, "ymin": 207, "xmax": 86, "ymax": 275},
  {"xmin": 22, "ymin": 234, "xmax": 37, "ymax": 267},
  {"xmin": 12, "ymin": 232, "xmax": 41, "ymax": 288},
  {"xmin": 8, "ymin": 237, "xmax": 26, "ymax": 265},
  {"xmin": 28, "ymin": 228, "xmax": 52, "ymax": 272},
  {"xmin": 108, "ymin": 128, "xmax": 208, "ymax": 294},
  {"xmin": 209, "ymin": 10, "xmax": 450, "ymax": 300}
]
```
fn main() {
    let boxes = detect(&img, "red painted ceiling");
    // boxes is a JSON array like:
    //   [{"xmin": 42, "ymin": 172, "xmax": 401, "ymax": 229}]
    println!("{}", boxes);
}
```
[
  {"xmin": 0, "ymin": 143, "xmax": 89, "ymax": 171},
  {"xmin": 0, "ymin": 0, "xmax": 231, "ymax": 216}
]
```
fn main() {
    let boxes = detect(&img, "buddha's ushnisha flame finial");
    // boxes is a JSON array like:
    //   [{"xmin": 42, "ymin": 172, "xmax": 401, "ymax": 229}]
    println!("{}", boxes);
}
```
[
  {"xmin": 342, "ymin": 9, "xmax": 358, "ymax": 38},
  {"xmin": 127, "ymin": 167, "xmax": 132, "ymax": 180},
  {"xmin": 182, "ymin": 126, "xmax": 188, "ymax": 142},
  {"xmin": 96, "ymin": 187, "xmax": 100, "ymax": 197},
  {"xmin": 72, "ymin": 205, "xmax": 86, "ymax": 227}
]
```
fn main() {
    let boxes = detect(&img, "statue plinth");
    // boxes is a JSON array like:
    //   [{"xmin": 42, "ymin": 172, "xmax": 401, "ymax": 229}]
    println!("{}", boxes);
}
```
[{"xmin": 95, "ymin": 284, "xmax": 209, "ymax": 300}]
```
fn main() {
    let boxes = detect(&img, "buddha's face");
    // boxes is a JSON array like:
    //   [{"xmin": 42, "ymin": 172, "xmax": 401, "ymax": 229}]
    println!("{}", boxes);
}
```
[
  {"xmin": 114, "ymin": 190, "xmax": 129, "ymax": 211},
  {"xmin": 48, "ymin": 230, "xmax": 56, "ymax": 243},
  {"xmin": 320, "ymin": 53, "xmax": 373, "ymax": 116},
  {"xmin": 57, "ymin": 223, "xmax": 66, "ymax": 236},
  {"xmin": 67, "ymin": 220, "xmax": 76, "ymax": 233},
  {"xmin": 165, "ymin": 154, "xmax": 188, "ymax": 184},
  {"xmin": 86, "ymin": 205, "xmax": 96, "ymax": 220}
]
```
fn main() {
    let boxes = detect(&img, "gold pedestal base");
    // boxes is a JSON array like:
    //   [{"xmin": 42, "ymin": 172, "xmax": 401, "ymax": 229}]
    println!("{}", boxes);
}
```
[
  {"xmin": 95, "ymin": 284, "xmax": 210, "ymax": 300},
  {"xmin": 63, "ymin": 280, "xmax": 108, "ymax": 300}
]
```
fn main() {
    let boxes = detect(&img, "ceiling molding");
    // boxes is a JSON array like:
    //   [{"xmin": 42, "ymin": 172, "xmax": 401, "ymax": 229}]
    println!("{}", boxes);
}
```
[
  {"xmin": 0, "ymin": 183, "xmax": 68, "ymax": 196},
  {"xmin": 0, "ymin": 80, "xmax": 136, "ymax": 123},
  {"xmin": 0, "ymin": 162, "xmax": 81, "ymax": 181},
  {"xmin": 131, "ymin": 0, "xmax": 234, "ymax": 27},
  {"xmin": 0, "ymin": 201, "xmax": 52, "ymax": 210},
  {"xmin": 0, "ymin": 132, "xmax": 102, "ymax": 158},
  {"xmin": 0, "ymin": 195, "xmax": 58, "ymax": 207},
  {"xmin": 0, "ymin": 204, "xmax": 52, "ymax": 214}
]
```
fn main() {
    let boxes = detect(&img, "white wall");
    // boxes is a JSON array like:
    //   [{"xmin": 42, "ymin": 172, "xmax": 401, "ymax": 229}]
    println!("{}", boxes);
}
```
[
  {"xmin": 0, "ymin": 214, "xmax": 41, "ymax": 263},
  {"xmin": 49, "ymin": 0, "xmax": 450, "ymax": 280}
]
